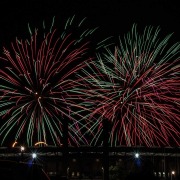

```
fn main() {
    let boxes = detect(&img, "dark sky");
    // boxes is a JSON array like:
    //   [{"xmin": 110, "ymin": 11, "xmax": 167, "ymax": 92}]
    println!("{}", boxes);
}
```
[
  {"xmin": 0, "ymin": 0, "xmax": 179, "ymax": 147},
  {"xmin": 0, "ymin": 0, "xmax": 180, "ymax": 48}
]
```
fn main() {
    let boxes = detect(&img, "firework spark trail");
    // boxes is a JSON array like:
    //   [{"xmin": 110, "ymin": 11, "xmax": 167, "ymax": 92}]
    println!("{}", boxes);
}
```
[
  {"xmin": 0, "ymin": 16, "xmax": 97, "ymax": 146},
  {"xmin": 77, "ymin": 24, "xmax": 180, "ymax": 147}
]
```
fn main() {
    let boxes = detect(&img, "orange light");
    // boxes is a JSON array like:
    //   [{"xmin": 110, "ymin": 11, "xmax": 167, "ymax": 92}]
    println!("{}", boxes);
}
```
[
  {"xmin": 12, "ymin": 141, "xmax": 18, "ymax": 147},
  {"xmin": 34, "ymin": 141, "xmax": 48, "ymax": 146}
]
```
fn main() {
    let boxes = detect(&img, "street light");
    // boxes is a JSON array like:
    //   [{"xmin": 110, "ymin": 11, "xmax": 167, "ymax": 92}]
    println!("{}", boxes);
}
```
[
  {"xmin": 32, "ymin": 153, "xmax": 37, "ymax": 159},
  {"xmin": 20, "ymin": 146, "xmax": 25, "ymax": 152},
  {"xmin": 32, "ymin": 153, "xmax": 37, "ymax": 164},
  {"xmin": 171, "ymin": 171, "xmax": 175, "ymax": 180},
  {"xmin": 135, "ymin": 153, "xmax": 139, "ymax": 158},
  {"xmin": 20, "ymin": 146, "xmax": 25, "ymax": 161}
]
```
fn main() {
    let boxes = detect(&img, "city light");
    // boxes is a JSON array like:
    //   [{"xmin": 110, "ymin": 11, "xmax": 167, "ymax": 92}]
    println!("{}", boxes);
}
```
[
  {"xmin": 171, "ymin": 171, "xmax": 175, "ymax": 180},
  {"xmin": 34, "ymin": 141, "xmax": 48, "ymax": 146},
  {"xmin": 32, "ymin": 153, "xmax": 37, "ymax": 159},
  {"xmin": 12, "ymin": 141, "xmax": 18, "ymax": 147},
  {"xmin": 20, "ymin": 146, "xmax": 25, "ymax": 152},
  {"xmin": 135, "ymin": 153, "xmax": 139, "ymax": 158}
]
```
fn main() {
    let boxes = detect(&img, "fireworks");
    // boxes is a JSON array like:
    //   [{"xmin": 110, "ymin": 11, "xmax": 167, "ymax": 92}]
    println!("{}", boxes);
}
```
[
  {"xmin": 79, "ymin": 24, "xmax": 180, "ymax": 147},
  {"xmin": 0, "ymin": 18, "xmax": 180, "ymax": 148},
  {"xmin": 0, "ymin": 16, "xmax": 96, "ymax": 146}
]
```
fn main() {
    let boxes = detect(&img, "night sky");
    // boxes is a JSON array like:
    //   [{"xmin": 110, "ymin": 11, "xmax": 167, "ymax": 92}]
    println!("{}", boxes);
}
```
[
  {"xmin": 0, "ymin": 0, "xmax": 180, "ymax": 47},
  {"xmin": 0, "ymin": 0, "xmax": 180, "ymax": 147}
]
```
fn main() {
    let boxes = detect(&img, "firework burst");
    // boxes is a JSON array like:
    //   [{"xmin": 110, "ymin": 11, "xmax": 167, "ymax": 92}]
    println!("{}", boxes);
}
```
[
  {"xmin": 0, "ymin": 16, "xmax": 97, "ymax": 146},
  {"xmin": 79, "ymin": 24, "xmax": 180, "ymax": 147}
]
